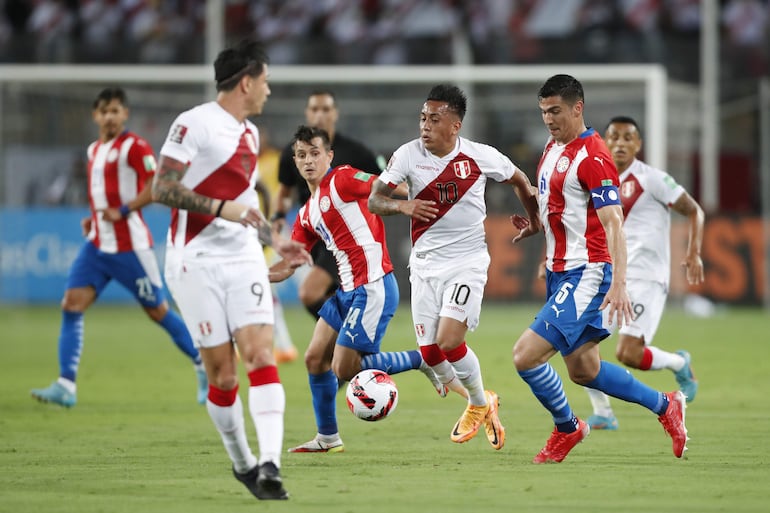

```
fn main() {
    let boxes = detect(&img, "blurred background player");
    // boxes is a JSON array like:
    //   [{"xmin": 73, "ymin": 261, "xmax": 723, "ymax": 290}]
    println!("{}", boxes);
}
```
[
  {"xmin": 272, "ymin": 90, "xmax": 383, "ymax": 320},
  {"xmin": 152, "ymin": 40, "xmax": 311, "ymax": 501},
  {"xmin": 511, "ymin": 75, "xmax": 688, "ymax": 463},
  {"xmin": 272, "ymin": 126, "xmax": 445, "ymax": 453},
  {"xmin": 369, "ymin": 84, "xmax": 540, "ymax": 451},
  {"xmin": 255, "ymin": 128, "xmax": 298, "ymax": 363},
  {"xmin": 31, "ymin": 87, "xmax": 206, "ymax": 408},
  {"xmin": 584, "ymin": 115, "xmax": 703, "ymax": 431}
]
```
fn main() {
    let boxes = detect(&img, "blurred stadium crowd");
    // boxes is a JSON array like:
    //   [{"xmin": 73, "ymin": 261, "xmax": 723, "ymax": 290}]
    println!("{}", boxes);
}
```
[{"xmin": 0, "ymin": 0, "xmax": 767, "ymax": 85}]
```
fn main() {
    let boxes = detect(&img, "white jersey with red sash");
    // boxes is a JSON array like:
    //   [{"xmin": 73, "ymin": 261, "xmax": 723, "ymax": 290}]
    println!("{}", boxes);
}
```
[
  {"xmin": 86, "ymin": 130, "xmax": 155, "ymax": 253},
  {"xmin": 619, "ymin": 158, "xmax": 685, "ymax": 286},
  {"xmin": 159, "ymin": 101, "xmax": 263, "ymax": 266},
  {"xmin": 537, "ymin": 129, "xmax": 620, "ymax": 272},
  {"xmin": 378, "ymin": 136, "xmax": 517, "ymax": 264},
  {"xmin": 292, "ymin": 165, "xmax": 392, "ymax": 292}
]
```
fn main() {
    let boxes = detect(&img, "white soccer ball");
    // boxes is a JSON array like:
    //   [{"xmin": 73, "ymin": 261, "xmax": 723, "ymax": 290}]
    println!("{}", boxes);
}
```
[{"xmin": 345, "ymin": 369, "xmax": 399, "ymax": 422}]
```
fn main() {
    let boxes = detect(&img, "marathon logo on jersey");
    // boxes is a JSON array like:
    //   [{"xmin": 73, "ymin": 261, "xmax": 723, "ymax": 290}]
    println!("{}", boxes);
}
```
[
  {"xmin": 415, "ymin": 323, "xmax": 425, "ymax": 337},
  {"xmin": 198, "ymin": 321, "xmax": 212, "ymax": 336},
  {"xmin": 143, "ymin": 155, "xmax": 157, "ymax": 172},
  {"xmin": 169, "ymin": 124, "xmax": 188, "ymax": 144},
  {"xmin": 453, "ymin": 160, "xmax": 472, "ymax": 179},
  {"xmin": 556, "ymin": 156, "xmax": 570, "ymax": 173}
]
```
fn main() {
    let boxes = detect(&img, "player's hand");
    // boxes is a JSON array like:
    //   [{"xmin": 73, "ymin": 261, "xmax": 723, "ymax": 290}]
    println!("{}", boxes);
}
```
[
  {"xmin": 599, "ymin": 281, "xmax": 633, "ymax": 328},
  {"xmin": 274, "ymin": 233, "xmax": 313, "ymax": 269},
  {"xmin": 101, "ymin": 208, "xmax": 122, "ymax": 223},
  {"xmin": 268, "ymin": 259, "xmax": 296, "ymax": 283},
  {"xmin": 80, "ymin": 216, "xmax": 92, "ymax": 237},
  {"xmin": 402, "ymin": 199, "xmax": 438, "ymax": 222},
  {"xmin": 510, "ymin": 214, "xmax": 539, "ymax": 243},
  {"xmin": 682, "ymin": 253, "xmax": 704, "ymax": 285}
]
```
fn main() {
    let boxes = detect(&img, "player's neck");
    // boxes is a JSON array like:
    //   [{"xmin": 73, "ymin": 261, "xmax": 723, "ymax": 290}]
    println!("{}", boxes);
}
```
[
  {"xmin": 99, "ymin": 129, "xmax": 123, "ymax": 143},
  {"xmin": 556, "ymin": 123, "xmax": 587, "ymax": 145},
  {"xmin": 216, "ymin": 95, "xmax": 247, "ymax": 124}
]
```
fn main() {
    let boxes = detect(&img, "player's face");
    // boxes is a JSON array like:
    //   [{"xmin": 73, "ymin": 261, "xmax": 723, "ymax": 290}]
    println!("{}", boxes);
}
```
[
  {"xmin": 246, "ymin": 65, "xmax": 271, "ymax": 116},
  {"xmin": 539, "ymin": 96, "xmax": 583, "ymax": 144},
  {"xmin": 420, "ymin": 100, "xmax": 461, "ymax": 158},
  {"xmin": 93, "ymin": 99, "xmax": 128, "ymax": 141},
  {"xmin": 305, "ymin": 94, "xmax": 339, "ymax": 135},
  {"xmin": 293, "ymin": 136, "xmax": 333, "ymax": 186},
  {"xmin": 604, "ymin": 122, "xmax": 642, "ymax": 172}
]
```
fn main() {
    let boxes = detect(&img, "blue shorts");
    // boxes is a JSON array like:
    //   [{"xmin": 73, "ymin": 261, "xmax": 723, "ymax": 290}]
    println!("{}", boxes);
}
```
[
  {"xmin": 66, "ymin": 241, "xmax": 166, "ymax": 308},
  {"xmin": 319, "ymin": 272, "xmax": 398, "ymax": 355},
  {"xmin": 530, "ymin": 263, "xmax": 612, "ymax": 356}
]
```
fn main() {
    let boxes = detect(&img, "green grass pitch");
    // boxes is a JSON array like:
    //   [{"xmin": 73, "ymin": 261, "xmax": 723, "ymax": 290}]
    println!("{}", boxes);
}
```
[{"xmin": 1, "ymin": 303, "xmax": 769, "ymax": 513}]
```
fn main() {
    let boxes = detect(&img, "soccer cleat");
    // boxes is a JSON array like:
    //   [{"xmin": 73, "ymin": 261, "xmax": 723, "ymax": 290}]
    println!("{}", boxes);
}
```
[
  {"xmin": 450, "ymin": 401, "xmax": 489, "ymax": 443},
  {"xmin": 532, "ymin": 418, "xmax": 590, "ymax": 464},
  {"xmin": 233, "ymin": 464, "xmax": 261, "ymax": 498},
  {"xmin": 658, "ymin": 390, "xmax": 689, "ymax": 458},
  {"xmin": 586, "ymin": 414, "xmax": 619, "ymax": 431},
  {"xmin": 256, "ymin": 461, "xmax": 289, "ymax": 500},
  {"xmin": 483, "ymin": 390, "xmax": 505, "ymax": 450},
  {"xmin": 287, "ymin": 436, "xmax": 344, "ymax": 453},
  {"xmin": 418, "ymin": 361, "xmax": 448, "ymax": 398},
  {"xmin": 674, "ymin": 350, "xmax": 698, "ymax": 403},
  {"xmin": 274, "ymin": 346, "xmax": 299, "ymax": 364},
  {"xmin": 31, "ymin": 381, "xmax": 76, "ymax": 408},
  {"xmin": 195, "ymin": 368, "xmax": 208, "ymax": 405}
]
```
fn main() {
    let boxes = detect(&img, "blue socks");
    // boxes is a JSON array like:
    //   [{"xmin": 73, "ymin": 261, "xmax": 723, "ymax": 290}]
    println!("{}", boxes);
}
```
[
  {"xmin": 361, "ymin": 350, "xmax": 422, "ymax": 375},
  {"xmin": 519, "ymin": 363, "xmax": 578, "ymax": 432},
  {"xmin": 585, "ymin": 360, "xmax": 668, "ymax": 415},
  {"xmin": 58, "ymin": 311, "xmax": 85, "ymax": 382},
  {"xmin": 310, "ymin": 370, "xmax": 339, "ymax": 435},
  {"xmin": 157, "ymin": 310, "xmax": 201, "ymax": 365}
]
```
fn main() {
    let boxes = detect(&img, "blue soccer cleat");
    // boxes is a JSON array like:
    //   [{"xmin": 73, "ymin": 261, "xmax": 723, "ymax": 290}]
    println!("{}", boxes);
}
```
[
  {"xmin": 674, "ymin": 350, "xmax": 698, "ymax": 403},
  {"xmin": 31, "ymin": 381, "xmax": 76, "ymax": 408},
  {"xmin": 586, "ymin": 414, "xmax": 619, "ymax": 431},
  {"xmin": 195, "ymin": 367, "xmax": 208, "ymax": 405}
]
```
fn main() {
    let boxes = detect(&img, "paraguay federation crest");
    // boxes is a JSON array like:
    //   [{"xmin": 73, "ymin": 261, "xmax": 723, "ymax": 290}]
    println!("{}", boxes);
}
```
[
  {"xmin": 319, "ymin": 196, "xmax": 331, "ymax": 212},
  {"xmin": 556, "ymin": 156, "xmax": 570, "ymax": 173},
  {"xmin": 453, "ymin": 160, "xmax": 472, "ymax": 179}
]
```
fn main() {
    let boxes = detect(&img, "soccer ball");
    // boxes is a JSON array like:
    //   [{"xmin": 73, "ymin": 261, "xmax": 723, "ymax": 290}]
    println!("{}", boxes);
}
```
[{"xmin": 345, "ymin": 369, "xmax": 399, "ymax": 422}]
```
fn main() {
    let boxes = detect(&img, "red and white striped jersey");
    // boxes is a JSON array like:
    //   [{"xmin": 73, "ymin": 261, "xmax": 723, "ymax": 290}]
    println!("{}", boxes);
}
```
[
  {"xmin": 292, "ymin": 165, "xmax": 392, "ymax": 291},
  {"xmin": 86, "ymin": 130, "xmax": 155, "ymax": 253},
  {"xmin": 537, "ymin": 128, "xmax": 620, "ymax": 272},
  {"xmin": 620, "ymin": 158, "xmax": 685, "ymax": 286},
  {"xmin": 159, "ymin": 101, "xmax": 263, "ymax": 263},
  {"xmin": 378, "ymin": 137, "xmax": 517, "ymax": 259}
]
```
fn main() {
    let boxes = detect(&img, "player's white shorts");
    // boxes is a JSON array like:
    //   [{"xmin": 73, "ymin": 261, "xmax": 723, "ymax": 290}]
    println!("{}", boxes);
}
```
[
  {"xmin": 609, "ymin": 279, "xmax": 667, "ymax": 344},
  {"xmin": 409, "ymin": 252, "xmax": 490, "ymax": 347},
  {"xmin": 165, "ymin": 257, "xmax": 274, "ymax": 349}
]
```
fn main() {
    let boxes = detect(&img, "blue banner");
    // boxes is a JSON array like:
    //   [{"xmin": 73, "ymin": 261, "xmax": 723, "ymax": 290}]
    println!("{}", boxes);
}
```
[{"xmin": 0, "ymin": 207, "xmax": 301, "ymax": 305}]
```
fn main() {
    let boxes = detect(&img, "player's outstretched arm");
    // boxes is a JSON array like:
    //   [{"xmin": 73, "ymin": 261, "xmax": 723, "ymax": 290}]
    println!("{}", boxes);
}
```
[
  {"xmin": 671, "ymin": 191, "xmax": 705, "ymax": 285},
  {"xmin": 368, "ymin": 179, "xmax": 437, "ymax": 222},
  {"xmin": 597, "ymin": 204, "xmax": 633, "ymax": 328}
]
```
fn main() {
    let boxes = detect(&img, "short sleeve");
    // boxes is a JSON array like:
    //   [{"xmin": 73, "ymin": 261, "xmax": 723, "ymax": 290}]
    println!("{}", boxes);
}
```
[
  {"xmin": 649, "ymin": 168, "xmax": 685, "ymax": 207},
  {"xmin": 378, "ymin": 145, "xmax": 409, "ymax": 187},
  {"xmin": 126, "ymin": 137, "xmax": 156, "ymax": 182},
  {"xmin": 159, "ymin": 110, "xmax": 205, "ymax": 164}
]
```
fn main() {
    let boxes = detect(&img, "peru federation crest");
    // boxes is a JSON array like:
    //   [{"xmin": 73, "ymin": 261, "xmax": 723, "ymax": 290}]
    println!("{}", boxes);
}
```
[{"xmin": 453, "ymin": 160, "xmax": 472, "ymax": 179}]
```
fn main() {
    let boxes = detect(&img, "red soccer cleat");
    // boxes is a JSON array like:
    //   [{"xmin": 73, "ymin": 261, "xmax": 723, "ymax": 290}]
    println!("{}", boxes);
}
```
[
  {"xmin": 658, "ymin": 390, "xmax": 689, "ymax": 458},
  {"xmin": 533, "ymin": 418, "xmax": 590, "ymax": 464}
]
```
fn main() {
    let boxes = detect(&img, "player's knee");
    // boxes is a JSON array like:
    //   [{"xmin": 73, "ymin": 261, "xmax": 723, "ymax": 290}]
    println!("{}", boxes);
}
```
[
  {"xmin": 512, "ymin": 344, "xmax": 531, "ymax": 372},
  {"xmin": 145, "ymin": 302, "xmax": 169, "ymax": 323},
  {"xmin": 331, "ymin": 360, "xmax": 357, "ymax": 381},
  {"xmin": 298, "ymin": 286, "xmax": 322, "ymax": 306},
  {"xmin": 303, "ymin": 348, "xmax": 327, "ymax": 374},
  {"xmin": 615, "ymin": 342, "xmax": 643, "ymax": 368},
  {"xmin": 209, "ymin": 373, "xmax": 239, "ymax": 391}
]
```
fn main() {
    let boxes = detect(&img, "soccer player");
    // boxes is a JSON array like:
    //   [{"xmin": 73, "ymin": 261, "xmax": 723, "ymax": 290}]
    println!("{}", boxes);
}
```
[
  {"xmin": 271, "ymin": 126, "xmax": 444, "ymax": 454},
  {"xmin": 151, "ymin": 40, "xmax": 311, "ymax": 501},
  {"xmin": 583, "ymin": 115, "xmax": 703, "ymax": 431},
  {"xmin": 510, "ymin": 74, "xmax": 689, "ymax": 463},
  {"xmin": 272, "ymin": 90, "xmax": 383, "ymax": 320},
  {"xmin": 30, "ymin": 87, "xmax": 206, "ymax": 409},
  {"xmin": 368, "ymin": 84, "xmax": 540, "ymax": 451}
]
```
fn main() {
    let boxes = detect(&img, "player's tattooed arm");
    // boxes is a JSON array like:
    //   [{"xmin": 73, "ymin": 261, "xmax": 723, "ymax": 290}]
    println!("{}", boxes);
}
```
[
  {"xmin": 152, "ymin": 156, "xmax": 215, "ymax": 214},
  {"xmin": 368, "ymin": 179, "xmax": 437, "ymax": 222}
]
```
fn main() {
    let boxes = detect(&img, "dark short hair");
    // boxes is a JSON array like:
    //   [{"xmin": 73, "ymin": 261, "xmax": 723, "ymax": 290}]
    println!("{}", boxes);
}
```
[
  {"xmin": 214, "ymin": 39, "xmax": 269, "ymax": 92},
  {"xmin": 606, "ymin": 116, "xmax": 642, "ymax": 138},
  {"xmin": 307, "ymin": 89, "xmax": 337, "ymax": 104},
  {"xmin": 538, "ymin": 74, "xmax": 584, "ymax": 105},
  {"xmin": 93, "ymin": 87, "xmax": 127, "ymax": 109},
  {"xmin": 426, "ymin": 84, "xmax": 467, "ymax": 120},
  {"xmin": 292, "ymin": 125, "xmax": 332, "ymax": 152}
]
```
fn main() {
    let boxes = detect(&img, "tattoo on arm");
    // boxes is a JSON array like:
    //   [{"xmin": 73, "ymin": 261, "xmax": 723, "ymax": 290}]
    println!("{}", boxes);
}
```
[
  {"xmin": 368, "ymin": 180, "xmax": 401, "ymax": 215},
  {"xmin": 153, "ymin": 157, "xmax": 215, "ymax": 214}
]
